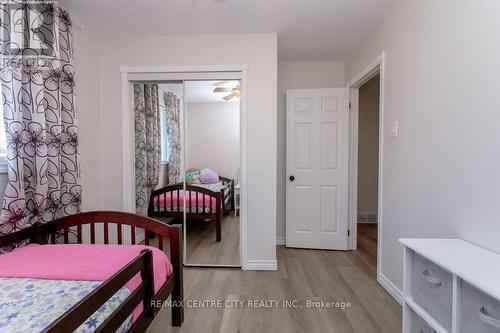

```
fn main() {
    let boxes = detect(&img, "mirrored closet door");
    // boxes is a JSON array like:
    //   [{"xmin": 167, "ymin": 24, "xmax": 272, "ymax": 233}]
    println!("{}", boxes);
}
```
[
  {"xmin": 132, "ymin": 76, "xmax": 241, "ymax": 267},
  {"xmin": 183, "ymin": 80, "xmax": 241, "ymax": 266}
]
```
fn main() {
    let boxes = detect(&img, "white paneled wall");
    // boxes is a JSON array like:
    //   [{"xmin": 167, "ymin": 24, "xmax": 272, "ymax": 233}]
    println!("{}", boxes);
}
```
[{"xmin": 357, "ymin": 75, "xmax": 379, "ymax": 223}]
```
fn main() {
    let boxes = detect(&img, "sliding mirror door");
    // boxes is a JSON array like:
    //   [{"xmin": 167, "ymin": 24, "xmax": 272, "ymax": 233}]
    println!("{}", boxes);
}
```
[
  {"xmin": 183, "ymin": 80, "xmax": 241, "ymax": 266},
  {"xmin": 131, "ymin": 76, "xmax": 241, "ymax": 268}
]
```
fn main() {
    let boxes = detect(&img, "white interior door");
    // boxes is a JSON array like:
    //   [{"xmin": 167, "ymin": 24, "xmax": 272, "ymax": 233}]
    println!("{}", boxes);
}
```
[{"xmin": 286, "ymin": 88, "xmax": 350, "ymax": 250}]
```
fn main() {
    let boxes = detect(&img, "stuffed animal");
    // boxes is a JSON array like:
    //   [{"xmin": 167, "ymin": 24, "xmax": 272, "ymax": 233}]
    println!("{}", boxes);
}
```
[
  {"xmin": 200, "ymin": 168, "xmax": 219, "ymax": 184},
  {"xmin": 185, "ymin": 168, "xmax": 201, "ymax": 184}
]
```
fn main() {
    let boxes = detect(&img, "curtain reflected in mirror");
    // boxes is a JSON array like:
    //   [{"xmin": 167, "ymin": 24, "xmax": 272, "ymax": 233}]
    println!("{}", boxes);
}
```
[
  {"xmin": 134, "ymin": 82, "xmax": 184, "ymax": 258},
  {"xmin": 134, "ymin": 82, "xmax": 161, "ymax": 217},
  {"xmin": 183, "ymin": 80, "xmax": 240, "ymax": 266}
]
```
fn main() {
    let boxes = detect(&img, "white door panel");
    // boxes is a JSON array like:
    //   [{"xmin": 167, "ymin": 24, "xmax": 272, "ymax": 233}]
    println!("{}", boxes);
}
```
[{"xmin": 286, "ymin": 88, "xmax": 349, "ymax": 250}]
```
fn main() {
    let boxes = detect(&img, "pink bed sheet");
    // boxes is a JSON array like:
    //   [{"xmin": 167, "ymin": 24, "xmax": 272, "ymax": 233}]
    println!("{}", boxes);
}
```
[
  {"xmin": 0, "ymin": 244, "xmax": 173, "ymax": 322},
  {"xmin": 154, "ymin": 190, "xmax": 218, "ymax": 209}
]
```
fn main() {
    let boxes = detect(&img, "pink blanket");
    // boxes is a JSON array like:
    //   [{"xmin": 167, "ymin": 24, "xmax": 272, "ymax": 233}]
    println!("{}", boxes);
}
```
[
  {"xmin": 154, "ymin": 190, "xmax": 218, "ymax": 209},
  {"xmin": 0, "ymin": 244, "xmax": 173, "ymax": 321}
]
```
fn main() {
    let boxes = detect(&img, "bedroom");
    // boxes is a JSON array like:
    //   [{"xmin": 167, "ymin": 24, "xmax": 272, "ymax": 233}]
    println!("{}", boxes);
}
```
[{"xmin": 1, "ymin": 0, "xmax": 500, "ymax": 332}]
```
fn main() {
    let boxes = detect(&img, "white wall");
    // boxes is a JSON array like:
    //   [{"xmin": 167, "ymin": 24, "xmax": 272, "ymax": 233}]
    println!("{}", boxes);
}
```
[
  {"xmin": 186, "ymin": 102, "xmax": 240, "ymax": 181},
  {"xmin": 277, "ymin": 61, "xmax": 345, "ymax": 243},
  {"xmin": 73, "ymin": 27, "xmax": 103, "ymax": 211},
  {"xmin": 89, "ymin": 34, "xmax": 277, "ymax": 267},
  {"xmin": 347, "ymin": 0, "xmax": 500, "ymax": 293}
]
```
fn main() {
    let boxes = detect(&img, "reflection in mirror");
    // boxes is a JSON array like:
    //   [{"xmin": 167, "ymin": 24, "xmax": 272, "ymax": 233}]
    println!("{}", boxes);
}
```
[
  {"xmin": 184, "ymin": 80, "xmax": 240, "ymax": 266},
  {"xmin": 134, "ymin": 79, "xmax": 240, "ymax": 267},
  {"xmin": 134, "ymin": 81, "xmax": 184, "ymax": 257}
]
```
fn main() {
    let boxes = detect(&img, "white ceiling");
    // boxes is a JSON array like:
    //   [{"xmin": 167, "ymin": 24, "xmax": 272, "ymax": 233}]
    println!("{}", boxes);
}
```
[{"xmin": 61, "ymin": 0, "xmax": 398, "ymax": 61}]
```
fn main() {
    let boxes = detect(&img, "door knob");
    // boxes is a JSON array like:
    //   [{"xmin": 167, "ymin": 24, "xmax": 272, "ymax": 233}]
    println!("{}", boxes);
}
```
[{"xmin": 289, "ymin": 175, "xmax": 295, "ymax": 181}]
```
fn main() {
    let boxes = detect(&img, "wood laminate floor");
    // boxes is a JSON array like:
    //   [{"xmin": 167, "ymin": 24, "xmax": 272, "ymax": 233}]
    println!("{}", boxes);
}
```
[
  {"xmin": 153, "ymin": 213, "xmax": 240, "ymax": 265},
  {"xmin": 147, "ymin": 223, "xmax": 401, "ymax": 333},
  {"xmin": 185, "ymin": 214, "xmax": 240, "ymax": 265}
]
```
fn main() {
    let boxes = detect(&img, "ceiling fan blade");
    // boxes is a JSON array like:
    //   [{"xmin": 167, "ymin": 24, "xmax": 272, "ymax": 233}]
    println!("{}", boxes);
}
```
[
  {"xmin": 213, "ymin": 81, "xmax": 228, "ymax": 86},
  {"xmin": 213, "ymin": 87, "xmax": 232, "ymax": 93},
  {"xmin": 223, "ymin": 92, "xmax": 239, "ymax": 101}
]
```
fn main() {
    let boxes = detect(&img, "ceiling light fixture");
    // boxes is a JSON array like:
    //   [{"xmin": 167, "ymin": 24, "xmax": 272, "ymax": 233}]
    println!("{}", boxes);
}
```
[{"xmin": 213, "ymin": 81, "xmax": 240, "ymax": 101}]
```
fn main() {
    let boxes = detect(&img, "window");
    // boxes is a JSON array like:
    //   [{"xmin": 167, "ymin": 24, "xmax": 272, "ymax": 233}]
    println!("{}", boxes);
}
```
[{"xmin": 159, "ymin": 104, "xmax": 169, "ymax": 163}]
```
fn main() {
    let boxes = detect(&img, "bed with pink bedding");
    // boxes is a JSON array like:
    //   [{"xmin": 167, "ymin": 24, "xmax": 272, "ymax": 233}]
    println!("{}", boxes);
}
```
[
  {"xmin": 0, "ymin": 244, "xmax": 172, "ymax": 332},
  {"xmin": 0, "ymin": 211, "xmax": 184, "ymax": 333},
  {"xmin": 154, "ymin": 189, "xmax": 219, "ymax": 213},
  {"xmin": 148, "ymin": 177, "xmax": 234, "ymax": 242}
]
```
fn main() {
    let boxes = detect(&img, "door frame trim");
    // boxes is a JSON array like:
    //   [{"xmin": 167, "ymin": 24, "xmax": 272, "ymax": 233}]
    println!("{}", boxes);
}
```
[
  {"xmin": 120, "ymin": 64, "xmax": 248, "ymax": 269},
  {"xmin": 347, "ymin": 52, "xmax": 386, "ymax": 281}
]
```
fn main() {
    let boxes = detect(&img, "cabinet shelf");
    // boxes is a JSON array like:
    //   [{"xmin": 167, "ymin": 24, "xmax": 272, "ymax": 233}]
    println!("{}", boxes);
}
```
[
  {"xmin": 400, "ymin": 238, "xmax": 500, "ymax": 333},
  {"xmin": 405, "ymin": 297, "xmax": 448, "ymax": 333}
]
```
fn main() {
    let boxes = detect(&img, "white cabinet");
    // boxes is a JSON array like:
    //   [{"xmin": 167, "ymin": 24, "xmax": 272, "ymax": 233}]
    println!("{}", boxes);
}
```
[
  {"xmin": 459, "ymin": 282, "xmax": 500, "ymax": 333},
  {"xmin": 412, "ymin": 254, "xmax": 453, "ymax": 331},
  {"xmin": 400, "ymin": 239, "xmax": 500, "ymax": 333},
  {"xmin": 408, "ymin": 307, "xmax": 436, "ymax": 333}
]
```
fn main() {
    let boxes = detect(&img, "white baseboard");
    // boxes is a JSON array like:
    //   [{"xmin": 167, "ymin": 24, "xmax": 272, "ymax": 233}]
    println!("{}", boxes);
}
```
[
  {"xmin": 377, "ymin": 273, "xmax": 403, "ymax": 305},
  {"xmin": 245, "ymin": 259, "xmax": 278, "ymax": 271},
  {"xmin": 276, "ymin": 237, "xmax": 285, "ymax": 246}
]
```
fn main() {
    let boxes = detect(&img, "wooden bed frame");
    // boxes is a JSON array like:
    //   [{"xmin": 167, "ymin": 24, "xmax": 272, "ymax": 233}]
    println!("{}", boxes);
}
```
[
  {"xmin": 0, "ymin": 211, "xmax": 183, "ymax": 332},
  {"xmin": 148, "ymin": 176, "xmax": 234, "ymax": 242}
]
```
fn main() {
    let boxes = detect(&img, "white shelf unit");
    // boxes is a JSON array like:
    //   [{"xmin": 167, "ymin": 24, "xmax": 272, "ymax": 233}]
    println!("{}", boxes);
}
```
[{"xmin": 400, "ymin": 238, "xmax": 500, "ymax": 333}]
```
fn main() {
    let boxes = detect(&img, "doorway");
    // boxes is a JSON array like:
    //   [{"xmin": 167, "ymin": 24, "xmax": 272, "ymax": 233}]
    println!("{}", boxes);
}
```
[
  {"xmin": 356, "ymin": 74, "xmax": 380, "ymax": 272},
  {"xmin": 348, "ymin": 53, "xmax": 388, "ymax": 295}
]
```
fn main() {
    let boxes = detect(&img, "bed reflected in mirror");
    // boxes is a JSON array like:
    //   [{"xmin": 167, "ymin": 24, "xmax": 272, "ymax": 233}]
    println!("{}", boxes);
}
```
[{"xmin": 183, "ymin": 80, "xmax": 241, "ymax": 266}]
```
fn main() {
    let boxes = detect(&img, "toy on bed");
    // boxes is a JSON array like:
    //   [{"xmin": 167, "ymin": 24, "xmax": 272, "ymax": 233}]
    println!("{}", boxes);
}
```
[
  {"xmin": 199, "ymin": 168, "xmax": 219, "ymax": 184},
  {"xmin": 185, "ymin": 168, "xmax": 201, "ymax": 184}
]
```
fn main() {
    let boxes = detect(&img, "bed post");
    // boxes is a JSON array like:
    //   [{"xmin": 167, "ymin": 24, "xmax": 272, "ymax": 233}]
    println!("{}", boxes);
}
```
[
  {"xmin": 140, "ymin": 249, "xmax": 155, "ymax": 319},
  {"xmin": 221, "ymin": 186, "xmax": 226, "ymax": 211},
  {"xmin": 147, "ymin": 192, "xmax": 154, "ymax": 218},
  {"xmin": 30, "ymin": 224, "xmax": 49, "ymax": 244},
  {"xmin": 216, "ymin": 190, "xmax": 222, "ymax": 242},
  {"xmin": 169, "ymin": 226, "xmax": 184, "ymax": 326},
  {"xmin": 230, "ymin": 179, "xmax": 235, "ymax": 211}
]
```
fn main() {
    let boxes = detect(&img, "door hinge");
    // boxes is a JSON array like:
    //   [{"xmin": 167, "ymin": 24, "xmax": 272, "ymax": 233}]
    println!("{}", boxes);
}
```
[
  {"xmin": 349, "ymin": 102, "xmax": 351, "ymax": 110},
  {"xmin": 348, "ymin": 229, "xmax": 350, "ymax": 237}
]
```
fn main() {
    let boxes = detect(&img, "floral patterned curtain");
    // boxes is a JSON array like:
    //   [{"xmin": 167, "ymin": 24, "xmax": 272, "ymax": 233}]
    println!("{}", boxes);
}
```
[
  {"xmin": 0, "ymin": 1, "xmax": 81, "ymax": 236},
  {"xmin": 164, "ymin": 91, "xmax": 181, "ymax": 184},
  {"xmin": 134, "ymin": 83, "xmax": 160, "ymax": 216}
]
